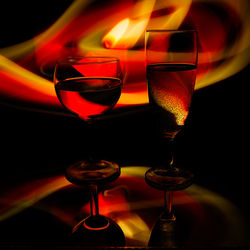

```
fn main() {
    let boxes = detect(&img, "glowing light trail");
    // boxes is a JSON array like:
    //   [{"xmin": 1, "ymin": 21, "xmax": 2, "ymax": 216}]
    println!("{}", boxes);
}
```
[{"xmin": 0, "ymin": 0, "xmax": 249, "ymax": 111}]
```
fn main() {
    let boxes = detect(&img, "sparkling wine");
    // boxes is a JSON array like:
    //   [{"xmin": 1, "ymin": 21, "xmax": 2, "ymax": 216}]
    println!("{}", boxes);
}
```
[
  {"xmin": 147, "ymin": 63, "xmax": 196, "ymax": 138},
  {"xmin": 55, "ymin": 77, "xmax": 122, "ymax": 120}
]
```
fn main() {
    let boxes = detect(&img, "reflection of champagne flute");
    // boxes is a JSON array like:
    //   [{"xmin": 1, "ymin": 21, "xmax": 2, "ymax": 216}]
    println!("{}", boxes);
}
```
[
  {"xmin": 54, "ymin": 57, "xmax": 125, "ymax": 247},
  {"xmin": 145, "ymin": 30, "xmax": 198, "ymax": 247}
]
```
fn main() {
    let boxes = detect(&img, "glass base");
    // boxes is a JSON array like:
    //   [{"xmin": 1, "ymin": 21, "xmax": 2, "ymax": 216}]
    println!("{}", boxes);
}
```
[
  {"xmin": 71, "ymin": 215, "xmax": 126, "ymax": 247},
  {"xmin": 65, "ymin": 159, "xmax": 120, "ymax": 186},
  {"xmin": 148, "ymin": 213, "xmax": 177, "ymax": 247},
  {"xmin": 145, "ymin": 167, "xmax": 194, "ymax": 191}
]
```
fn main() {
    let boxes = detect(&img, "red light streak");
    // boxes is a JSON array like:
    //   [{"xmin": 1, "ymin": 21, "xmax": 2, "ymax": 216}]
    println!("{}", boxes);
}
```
[
  {"xmin": 0, "ymin": 0, "xmax": 249, "ymax": 112},
  {"xmin": 0, "ymin": 166, "xmax": 247, "ymax": 246}
]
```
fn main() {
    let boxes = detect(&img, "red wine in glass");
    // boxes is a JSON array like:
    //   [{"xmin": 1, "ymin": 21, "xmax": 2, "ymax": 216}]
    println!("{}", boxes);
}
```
[{"xmin": 55, "ymin": 77, "xmax": 122, "ymax": 120}]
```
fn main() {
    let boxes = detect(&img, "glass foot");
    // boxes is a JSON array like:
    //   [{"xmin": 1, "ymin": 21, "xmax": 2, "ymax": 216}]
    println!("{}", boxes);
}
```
[
  {"xmin": 65, "ymin": 159, "xmax": 120, "ymax": 186},
  {"xmin": 145, "ymin": 167, "xmax": 194, "ymax": 191},
  {"xmin": 71, "ymin": 215, "xmax": 126, "ymax": 247},
  {"xmin": 148, "ymin": 213, "xmax": 177, "ymax": 247}
]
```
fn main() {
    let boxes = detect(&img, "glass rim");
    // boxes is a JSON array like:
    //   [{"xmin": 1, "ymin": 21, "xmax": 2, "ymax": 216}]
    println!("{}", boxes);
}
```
[
  {"xmin": 56, "ymin": 56, "xmax": 120, "ymax": 65},
  {"xmin": 145, "ymin": 29, "xmax": 197, "ymax": 34}
]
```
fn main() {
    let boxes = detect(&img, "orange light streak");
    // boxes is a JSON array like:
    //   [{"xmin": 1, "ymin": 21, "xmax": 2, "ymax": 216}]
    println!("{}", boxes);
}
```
[
  {"xmin": 0, "ymin": 175, "xmax": 70, "ymax": 222},
  {"xmin": 102, "ymin": 18, "xmax": 130, "ymax": 49},
  {"xmin": 0, "ymin": 55, "xmax": 58, "ymax": 106},
  {"xmin": 0, "ymin": 166, "xmax": 247, "ymax": 246},
  {"xmin": 102, "ymin": 0, "xmax": 155, "ymax": 49},
  {"xmin": 0, "ymin": 0, "xmax": 249, "ymax": 111}
]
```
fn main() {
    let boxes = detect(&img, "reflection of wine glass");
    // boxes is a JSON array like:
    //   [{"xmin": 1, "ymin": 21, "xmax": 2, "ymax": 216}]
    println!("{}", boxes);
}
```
[
  {"xmin": 54, "ymin": 57, "xmax": 125, "ymax": 247},
  {"xmin": 145, "ymin": 30, "xmax": 198, "ymax": 247}
]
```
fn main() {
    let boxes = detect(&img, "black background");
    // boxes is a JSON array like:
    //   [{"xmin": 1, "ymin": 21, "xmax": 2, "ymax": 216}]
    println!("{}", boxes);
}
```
[{"xmin": 0, "ymin": 0, "xmax": 249, "ymax": 247}]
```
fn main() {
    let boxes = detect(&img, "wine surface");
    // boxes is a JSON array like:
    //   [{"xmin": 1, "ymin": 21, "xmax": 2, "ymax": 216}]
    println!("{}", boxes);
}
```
[{"xmin": 55, "ymin": 77, "xmax": 122, "ymax": 120}]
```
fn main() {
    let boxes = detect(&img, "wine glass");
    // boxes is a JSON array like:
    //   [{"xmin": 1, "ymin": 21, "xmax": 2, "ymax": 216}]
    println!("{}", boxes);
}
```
[
  {"xmin": 53, "ymin": 56, "xmax": 125, "ymax": 247},
  {"xmin": 145, "ymin": 30, "xmax": 198, "ymax": 247}
]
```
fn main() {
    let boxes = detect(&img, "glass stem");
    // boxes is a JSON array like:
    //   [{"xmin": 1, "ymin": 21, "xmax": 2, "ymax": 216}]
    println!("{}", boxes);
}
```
[
  {"xmin": 161, "ymin": 131, "xmax": 176, "ymax": 168},
  {"xmin": 163, "ymin": 137, "xmax": 175, "ymax": 220},
  {"xmin": 161, "ymin": 133, "xmax": 176, "ymax": 220},
  {"xmin": 89, "ymin": 184, "xmax": 99, "ymax": 217},
  {"xmin": 163, "ymin": 191, "xmax": 175, "ymax": 220}
]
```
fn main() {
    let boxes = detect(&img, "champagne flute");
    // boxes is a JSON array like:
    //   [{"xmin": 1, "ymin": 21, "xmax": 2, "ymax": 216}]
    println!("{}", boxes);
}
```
[
  {"xmin": 145, "ymin": 30, "xmax": 198, "ymax": 247},
  {"xmin": 54, "ymin": 56, "xmax": 125, "ymax": 247}
]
